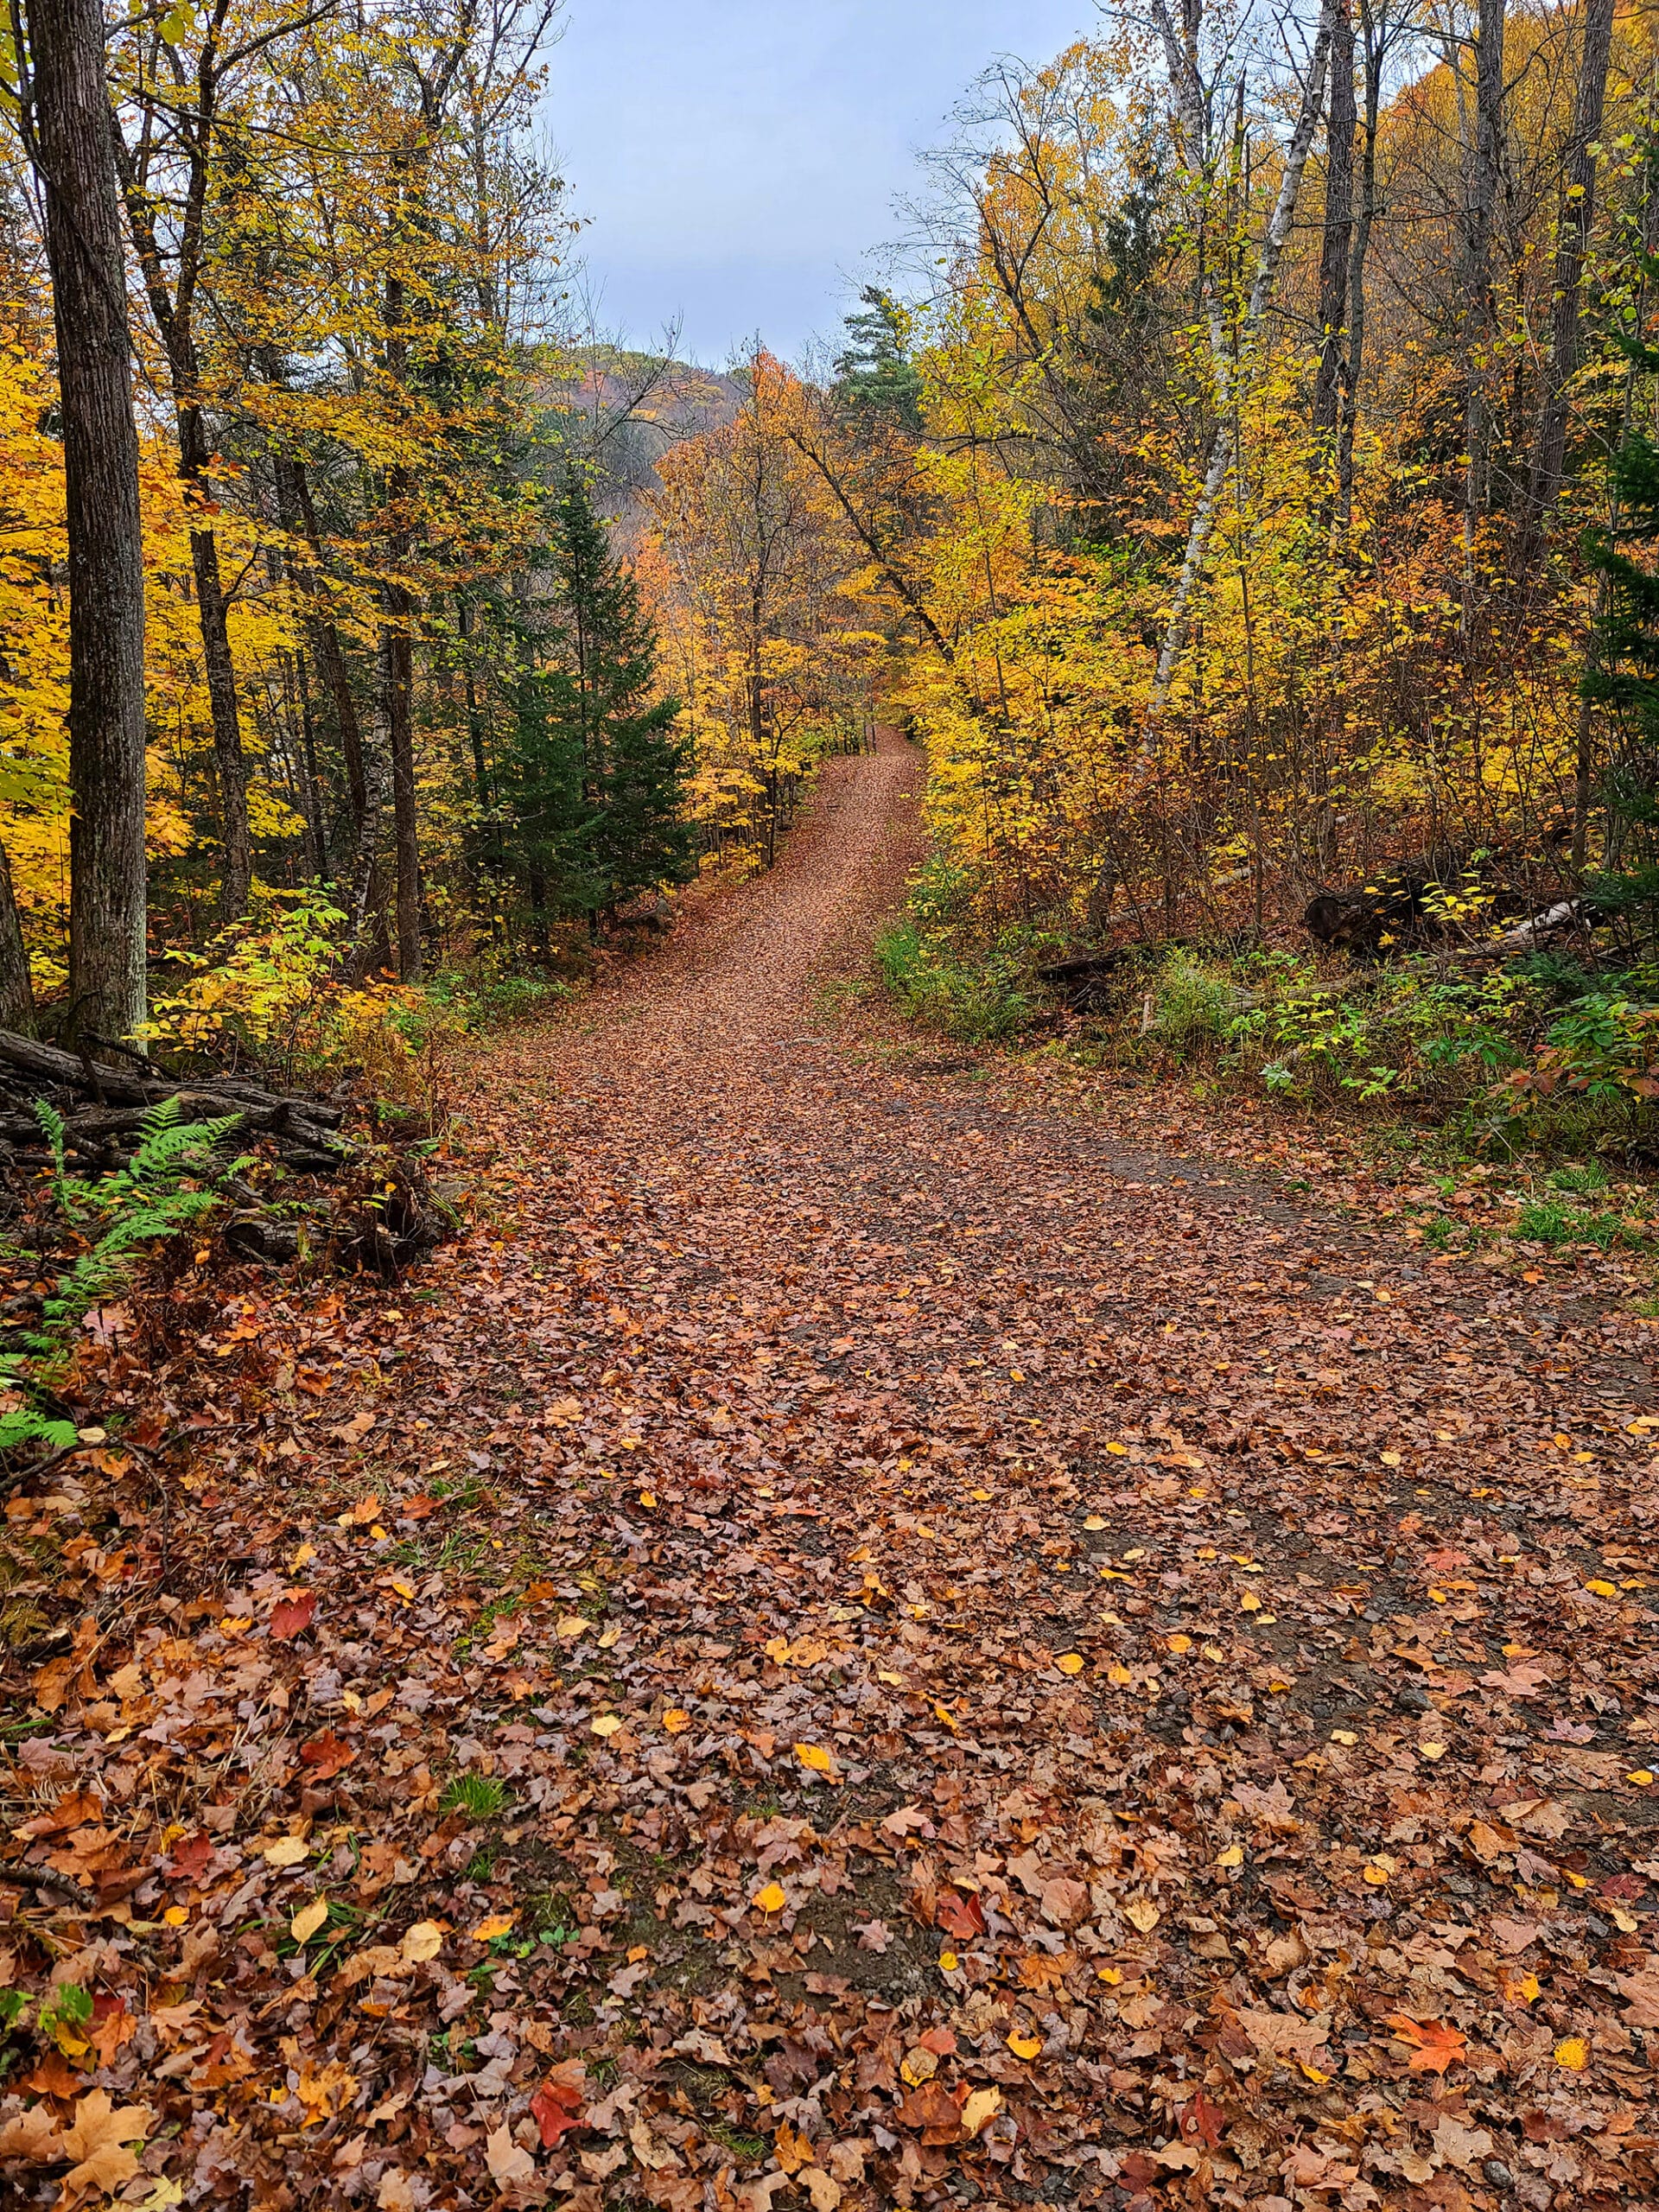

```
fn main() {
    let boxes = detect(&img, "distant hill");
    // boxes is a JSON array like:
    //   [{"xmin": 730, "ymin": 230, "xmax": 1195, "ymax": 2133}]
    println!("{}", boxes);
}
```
[{"xmin": 534, "ymin": 348, "xmax": 749, "ymax": 545}]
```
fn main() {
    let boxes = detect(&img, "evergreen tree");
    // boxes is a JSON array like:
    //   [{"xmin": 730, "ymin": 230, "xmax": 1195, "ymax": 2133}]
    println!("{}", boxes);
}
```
[
  {"xmin": 833, "ymin": 288, "xmax": 924, "ymax": 436},
  {"xmin": 501, "ymin": 476, "xmax": 694, "ymax": 934},
  {"xmin": 1581, "ymin": 376, "xmax": 1659, "ymax": 938}
]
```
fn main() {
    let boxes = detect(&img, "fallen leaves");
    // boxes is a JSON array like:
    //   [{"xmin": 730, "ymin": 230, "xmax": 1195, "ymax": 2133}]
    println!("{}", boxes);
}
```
[
  {"xmin": 0, "ymin": 775, "xmax": 1654, "ymax": 2212},
  {"xmin": 1387, "ymin": 2014, "xmax": 1469, "ymax": 2074},
  {"xmin": 0, "ymin": 2092, "xmax": 154, "ymax": 2208}
]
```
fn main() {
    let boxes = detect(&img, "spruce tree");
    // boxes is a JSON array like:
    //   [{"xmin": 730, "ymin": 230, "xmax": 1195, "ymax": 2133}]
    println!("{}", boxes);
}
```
[{"xmin": 502, "ymin": 476, "xmax": 694, "ymax": 933}]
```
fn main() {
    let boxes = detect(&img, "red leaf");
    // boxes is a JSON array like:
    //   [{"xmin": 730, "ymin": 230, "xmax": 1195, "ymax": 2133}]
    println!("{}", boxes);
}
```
[
  {"xmin": 1179, "ymin": 2088, "xmax": 1226, "ymax": 2147},
  {"xmin": 270, "ymin": 1592, "xmax": 316, "ymax": 1642},
  {"xmin": 530, "ymin": 2077, "xmax": 585, "ymax": 2148},
  {"xmin": 299, "ymin": 1731, "xmax": 357, "ymax": 1779},
  {"xmin": 918, "ymin": 2026, "xmax": 957, "ymax": 2056},
  {"xmin": 934, "ymin": 1887, "xmax": 986, "ymax": 1940},
  {"xmin": 167, "ymin": 1831, "xmax": 213, "ymax": 1880}
]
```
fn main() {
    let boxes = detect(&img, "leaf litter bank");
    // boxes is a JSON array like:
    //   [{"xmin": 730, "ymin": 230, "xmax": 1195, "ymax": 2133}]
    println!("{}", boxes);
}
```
[{"xmin": 1, "ymin": 730, "xmax": 1656, "ymax": 2210}]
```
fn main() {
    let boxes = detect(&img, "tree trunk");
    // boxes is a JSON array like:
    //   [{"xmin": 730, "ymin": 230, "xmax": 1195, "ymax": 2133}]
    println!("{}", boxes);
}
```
[
  {"xmin": 1462, "ymin": 0, "xmax": 1507, "ymax": 606},
  {"xmin": 111, "ymin": 92, "xmax": 251, "ymax": 919},
  {"xmin": 1144, "ymin": 0, "xmax": 1337, "ymax": 731},
  {"xmin": 1524, "ymin": 0, "xmax": 1615, "ymax": 543},
  {"xmin": 192, "ymin": 524, "xmax": 251, "ymax": 913},
  {"xmin": 1337, "ymin": 0, "xmax": 1383, "ymax": 531},
  {"xmin": 27, "ymin": 0, "xmax": 149, "ymax": 1043},
  {"xmin": 385, "ymin": 594, "xmax": 422, "ymax": 979},
  {"xmin": 1312, "ymin": 0, "xmax": 1356, "ymax": 448},
  {"xmin": 0, "ymin": 838, "xmax": 35, "ymax": 1033},
  {"xmin": 270, "ymin": 446, "xmax": 369, "ymax": 845}
]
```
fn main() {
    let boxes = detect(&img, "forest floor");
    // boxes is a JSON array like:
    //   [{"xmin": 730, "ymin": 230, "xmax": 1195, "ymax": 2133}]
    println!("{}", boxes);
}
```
[{"xmin": 2, "ymin": 729, "xmax": 1657, "ymax": 2212}]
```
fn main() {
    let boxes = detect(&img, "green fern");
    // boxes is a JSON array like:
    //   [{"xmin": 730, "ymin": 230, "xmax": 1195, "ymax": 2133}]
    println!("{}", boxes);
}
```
[{"xmin": 0, "ymin": 1102, "xmax": 255, "ymax": 1439}]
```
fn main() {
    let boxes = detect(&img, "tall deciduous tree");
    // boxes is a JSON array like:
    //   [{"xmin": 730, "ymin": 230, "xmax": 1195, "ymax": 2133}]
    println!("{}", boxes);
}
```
[{"xmin": 24, "ymin": 0, "xmax": 148, "ymax": 1041}]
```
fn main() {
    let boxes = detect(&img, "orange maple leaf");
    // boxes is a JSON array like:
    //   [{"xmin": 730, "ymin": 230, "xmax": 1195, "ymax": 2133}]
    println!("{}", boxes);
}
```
[{"xmin": 1385, "ymin": 2013, "xmax": 1467, "ymax": 2073}]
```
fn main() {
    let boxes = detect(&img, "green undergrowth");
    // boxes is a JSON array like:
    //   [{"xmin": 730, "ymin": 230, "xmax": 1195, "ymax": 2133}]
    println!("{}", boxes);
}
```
[{"xmin": 876, "ymin": 892, "xmax": 1659, "ymax": 1270}]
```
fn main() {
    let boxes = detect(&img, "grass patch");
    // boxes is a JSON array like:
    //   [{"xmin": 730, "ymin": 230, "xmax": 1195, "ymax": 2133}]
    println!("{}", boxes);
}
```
[{"xmin": 441, "ymin": 1772, "xmax": 508, "ymax": 1821}]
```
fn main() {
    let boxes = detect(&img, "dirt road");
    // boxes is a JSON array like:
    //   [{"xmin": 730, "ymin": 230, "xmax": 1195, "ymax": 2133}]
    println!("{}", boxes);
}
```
[{"xmin": 6, "ymin": 731, "xmax": 1655, "ymax": 2209}]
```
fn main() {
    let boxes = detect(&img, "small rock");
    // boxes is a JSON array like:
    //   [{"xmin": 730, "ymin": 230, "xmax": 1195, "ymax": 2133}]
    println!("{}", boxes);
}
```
[
  {"xmin": 1484, "ymin": 2159, "xmax": 1514, "ymax": 2188},
  {"xmin": 1395, "ymin": 1684, "xmax": 1431, "ymax": 1714}
]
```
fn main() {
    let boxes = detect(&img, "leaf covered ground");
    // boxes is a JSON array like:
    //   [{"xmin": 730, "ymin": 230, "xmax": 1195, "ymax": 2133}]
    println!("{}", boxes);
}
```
[{"xmin": 1, "ymin": 732, "xmax": 1656, "ymax": 2212}]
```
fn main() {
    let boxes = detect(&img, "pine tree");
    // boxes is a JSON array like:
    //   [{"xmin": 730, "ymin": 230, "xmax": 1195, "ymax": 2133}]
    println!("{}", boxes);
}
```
[
  {"xmin": 502, "ymin": 476, "xmax": 694, "ymax": 934},
  {"xmin": 833, "ymin": 289, "xmax": 924, "ymax": 437}
]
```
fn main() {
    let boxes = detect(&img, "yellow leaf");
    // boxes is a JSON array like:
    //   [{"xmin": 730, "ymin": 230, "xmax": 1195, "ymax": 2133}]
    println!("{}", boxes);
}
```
[
  {"xmin": 662, "ymin": 1707, "xmax": 692, "ymax": 1733},
  {"xmin": 1055, "ymin": 1652, "xmax": 1084, "ymax": 1675},
  {"xmin": 1083, "ymin": 1514, "xmax": 1106, "ymax": 1529},
  {"xmin": 1331, "ymin": 1729, "xmax": 1357, "ymax": 1745},
  {"xmin": 1585, "ymin": 1580, "xmax": 1617, "ymax": 1598},
  {"xmin": 1363, "ymin": 1862, "xmax": 1390, "ymax": 1886},
  {"xmin": 1215, "ymin": 1844, "xmax": 1243, "ymax": 1869},
  {"xmin": 960, "ymin": 2087, "xmax": 1002, "ymax": 2139},
  {"xmin": 1240, "ymin": 1592, "xmax": 1261, "ymax": 1611},
  {"xmin": 753, "ymin": 1882, "xmax": 787, "ymax": 1914},
  {"xmin": 264, "ymin": 1835, "xmax": 309, "ymax": 1866},
  {"xmin": 290, "ymin": 1898, "xmax": 329, "ymax": 1944},
  {"xmin": 400, "ymin": 1921, "xmax": 444, "ymax": 1964},
  {"xmin": 597, "ymin": 1624, "xmax": 621, "ymax": 1649},
  {"xmin": 1124, "ymin": 1898, "xmax": 1160, "ymax": 1933},
  {"xmin": 590, "ymin": 1713, "xmax": 622, "ymax": 1737},
  {"xmin": 1299, "ymin": 2061, "xmax": 1331, "ymax": 2084},
  {"xmin": 1166, "ymin": 1633, "xmax": 1192, "ymax": 1655},
  {"xmin": 938, "ymin": 1949, "xmax": 959, "ymax": 1971},
  {"xmin": 1007, "ymin": 2031, "xmax": 1041, "ymax": 2059},
  {"xmin": 1105, "ymin": 1441, "xmax": 1128, "ymax": 1456},
  {"xmin": 969, "ymin": 1488, "xmax": 991, "ymax": 1501},
  {"xmin": 1553, "ymin": 2037, "xmax": 1589, "ymax": 2071},
  {"xmin": 556, "ymin": 1615, "xmax": 590, "ymax": 1641},
  {"xmin": 470, "ymin": 1913, "xmax": 515, "ymax": 1942},
  {"xmin": 1628, "ymin": 1770, "xmax": 1654, "ymax": 1787},
  {"xmin": 162, "ymin": 1905, "xmax": 189, "ymax": 1929},
  {"xmin": 794, "ymin": 1741, "xmax": 836, "ymax": 1773}
]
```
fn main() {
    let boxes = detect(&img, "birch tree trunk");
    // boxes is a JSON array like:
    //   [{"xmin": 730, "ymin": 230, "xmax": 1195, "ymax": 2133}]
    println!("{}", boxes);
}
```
[
  {"xmin": 26, "ymin": 0, "xmax": 149, "ymax": 1043},
  {"xmin": 1141, "ymin": 0, "xmax": 1337, "ymax": 737}
]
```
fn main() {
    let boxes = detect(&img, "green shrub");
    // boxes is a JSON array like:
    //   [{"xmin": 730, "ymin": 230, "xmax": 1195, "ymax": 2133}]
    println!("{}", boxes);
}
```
[
  {"xmin": 876, "ymin": 921, "xmax": 1033, "ymax": 1043},
  {"xmin": 1150, "ymin": 957, "xmax": 1239, "ymax": 1052}
]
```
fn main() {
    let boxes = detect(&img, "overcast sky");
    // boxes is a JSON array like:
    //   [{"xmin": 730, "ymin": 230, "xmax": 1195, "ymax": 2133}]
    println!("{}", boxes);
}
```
[{"xmin": 543, "ymin": 0, "xmax": 1100, "ymax": 366}]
